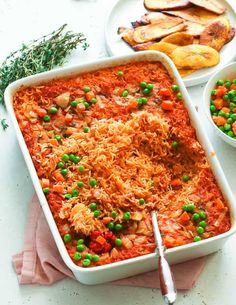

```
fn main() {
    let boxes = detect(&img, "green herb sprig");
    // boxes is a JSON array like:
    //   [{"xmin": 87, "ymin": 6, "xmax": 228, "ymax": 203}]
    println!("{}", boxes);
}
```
[
  {"xmin": 0, "ymin": 24, "xmax": 89, "ymax": 105},
  {"xmin": 1, "ymin": 118, "xmax": 9, "ymax": 130}
]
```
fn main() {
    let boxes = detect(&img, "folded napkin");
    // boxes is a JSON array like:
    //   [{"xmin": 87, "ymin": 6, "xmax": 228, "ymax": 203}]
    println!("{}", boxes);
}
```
[{"xmin": 12, "ymin": 195, "xmax": 206, "ymax": 289}]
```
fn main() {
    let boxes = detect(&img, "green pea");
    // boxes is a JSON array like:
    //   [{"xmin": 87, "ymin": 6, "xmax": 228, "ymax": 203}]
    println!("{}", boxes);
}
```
[
  {"xmin": 143, "ymin": 88, "xmax": 150, "ymax": 95},
  {"xmin": 82, "ymin": 259, "xmax": 91, "ymax": 267},
  {"xmin": 57, "ymin": 162, "xmax": 65, "ymax": 169},
  {"xmin": 79, "ymin": 165, "xmax": 85, "ymax": 172},
  {"xmin": 193, "ymin": 236, "xmax": 201, "ymax": 242},
  {"xmin": 199, "ymin": 220, "xmax": 207, "ymax": 228},
  {"xmin": 137, "ymin": 98, "xmax": 144, "ymax": 105},
  {"xmin": 54, "ymin": 134, "xmax": 62, "ymax": 141},
  {"xmin": 107, "ymin": 222, "xmax": 114, "ymax": 230},
  {"xmin": 140, "ymin": 82, "xmax": 147, "ymax": 88},
  {"xmin": 115, "ymin": 223, "xmax": 123, "ymax": 231},
  {"xmin": 225, "ymin": 113, "xmax": 230, "ymax": 118},
  {"xmin": 89, "ymin": 179, "xmax": 97, "ymax": 187},
  {"xmin": 111, "ymin": 211, "xmax": 117, "ymax": 219},
  {"xmin": 199, "ymin": 211, "xmax": 206, "ymax": 219},
  {"xmin": 192, "ymin": 213, "xmax": 200, "ymax": 221},
  {"xmin": 71, "ymin": 100, "xmax": 78, "ymax": 107},
  {"xmin": 77, "ymin": 244, "xmax": 84, "ymax": 252},
  {"xmin": 141, "ymin": 97, "xmax": 148, "ymax": 104},
  {"xmin": 91, "ymin": 255, "xmax": 100, "ymax": 262},
  {"xmin": 172, "ymin": 141, "xmax": 178, "ymax": 149},
  {"xmin": 90, "ymin": 98, "xmax": 97, "ymax": 104},
  {"xmin": 74, "ymin": 252, "xmax": 82, "ymax": 261},
  {"xmin": 213, "ymin": 112, "xmax": 218, "ymax": 117},
  {"xmin": 210, "ymin": 100, "xmax": 215, "ymax": 105},
  {"xmin": 223, "ymin": 94, "xmax": 229, "ymax": 101},
  {"xmin": 216, "ymin": 79, "xmax": 224, "ymax": 86},
  {"xmin": 85, "ymin": 253, "xmax": 93, "ymax": 260},
  {"xmin": 84, "ymin": 127, "xmax": 90, "ymax": 133},
  {"xmin": 49, "ymin": 106, "xmax": 58, "ymax": 114},
  {"xmin": 197, "ymin": 227, "xmax": 205, "ymax": 234},
  {"xmin": 123, "ymin": 212, "xmax": 131, "ymax": 221},
  {"xmin": 225, "ymin": 80, "xmax": 231, "ymax": 88},
  {"xmin": 71, "ymin": 189, "xmax": 79, "ymax": 197},
  {"xmin": 182, "ymin": 175, "xmax": 189, "ymax": 182},
  {"xmin": 227, "ymin": 118, "xmax": 233, "ymax": 124},
  {"xmin": 73, "ymin": 156, "xmax": 81, "ymax": 164},
  {"xmin": 84, "ymin": 86, "xmax": 91, "ymax": 93},
  {"xmin": 211, "ymin": 89, "xmax": 216, "ymax": 96},
  {"xmin": 84, "ymin": 101, "xmax": 90, "ymax": 109},
  {"xmin": 187, "ymin": 203, "xmax": 195, "ymax": 212},
  {"xmin": 117, "ymin": 71, "xmax": 124, "ymax": 76},
  {"xmin": 182, "ymin": 205, "xmax": 189, "ymax": 212},
  {"xmin": 122, "ymin": 90, "xmax": 129, "ymax": 97},
  {"xmin": 115, "ymin": 239, "xmax": 122, "ymax": 247},
  {"xmin": 228, "ymin": 131, "xmax": 234, "ymax": 137},
  {"xmin": 94, "ymin": 210, "xmax": 101, "ymax": 218},
  {"xmin": 230, "ymin": 102, "xmax": 236, "ymax": 108},
  {"xmin": 62, "ymin": 154, "xmax": 70, "ymax": 162},
  {"xmin": 64, "ymin": 194, "xmax": 72, "ymax": 200},
  {"xmin": 89, "ymin": 203, "xmax": 97, "ymax": 211},
  {"xmin": 139, "ymin": 198, "xmax": 145, "ymax": 205},
  {"xmin": 233, "ymin": 79, "xmax": 236, "ymax": 84},
  {"xmin": 218, "ymin": 126, "xmax": 224, "ymax": 132},
  {"xmin": 230, "ymin": 113, "xmax": 236, "ymax": 121},
  {"xmin": 171, "ymin": 85, "xmax": 178, "ymax": 92},
  {"xmin": 77, "ymin": 239, "xmax": 84, "ymax": 245},
  {"xmin": 43, "ymin": 115, "xmax": 51, "ymax": 122},
  {"xmin": 43, "ymin": 187, "xmax": 50, "ymax": 194},
  {"xmin": 63, "ymin": 234, "xmax": 72, "ymax": 243},
  {"xmin": 77, "ymin": 181, "xmax": 84, "ymax": 188},
  {"xmin": 177, "ymin": 92, "xmax": 182, "ymax": 100},
  {"xmin": 210, "ymin": 105, "xmax": 216, "ymax": 112},
  {"xmin": 61, "ymin": 168, "xmax": 69, "ymax": 176},
  {"xmin": 218, "ymin": 110, "xmax": 226, "ymax": 117},
  {"xmin": 146, "ymin": 83, "xmax": 154, "ymax": 90},
  {"xmin": 69, "ymin": 154, "xmax": 76, "ymax": 161},
  {"xmin": 228, "ymin": 90, "xmax": 236, "ymax": 100},
  {"xmin": 224, "ymin": 123, "xmax": 231, "ymax": 131}
]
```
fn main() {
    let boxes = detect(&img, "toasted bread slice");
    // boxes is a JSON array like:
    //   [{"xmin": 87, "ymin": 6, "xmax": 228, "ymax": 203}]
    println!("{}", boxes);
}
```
[
  {"xmin": 189, "ymin": 0, "xmax": 226, "ymax": 15},
  {"xmin": 171, "ymin": 44, "xmax": 220, "ymax": 69},
  {"xmin": 144, "ymin": 0, "xmax": 191, "ymax": 11},
  {"xmin": 199, "ymin": 17, "xmax": 230, "ymax": 51},
  {"xmin": 164, "ymin": 7, "xmax": 219, "ymax": 25}
]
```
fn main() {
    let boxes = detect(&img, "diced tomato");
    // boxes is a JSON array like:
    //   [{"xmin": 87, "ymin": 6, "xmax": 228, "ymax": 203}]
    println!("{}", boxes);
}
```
[
  {"xmin": 36, "ymin": 108, "xmax": 47, "ymax": 117},
  {"xmin": 89, "ymin": 241, "xmax": 103, "ymax": 253},
  {"xmin": 215, "ymin": 198, "xmax": 225, "ymax": 210},
  {"xmin": 127, "ymin": 99, "xmax": 138, "ymax": 110},
  {"xmin": 212, "ymin": 116, "xmax": 227, "ymax": 126},
  {"xmin": 85, "ymin": 91, "xmax": 95, "ymax": 102},
  {"xmin": 179, "ymin": 211, "xmax": 190, "ymax": 223},
  {"xmin": 64, "ymin": 113, "xmax": 73, "ymax": 124},
  {"xmin": 104, "ymin": 231, "xmax": 114, "ymax": 240},
  {"xmin": 90, "ymin": 231, "xmax": 103, "ymax": 240},
  {"xmin": 171, "ymin": 178, "xmax": 182, "ymax": 188},
  {"xmin": 41, "ymin": 178, "xmax": 50, "ymax": 188},
  {"xmin": 103, "ymin": 242, "xmax": 112, "ymax": 252},
  {"xmin": 53, "ymin": 171, "xmax": 65, "ymax": 182},
  {"xmin": 159, "ymin": 88, "xmax": 171, "ymax": 97},
  {"xmin": 53, "ymin": 185, "xmax": 64, "ymax": 193},
  {"xmin": 230, "ymin": 84, "xmax": 236, "ymax": 90},
  {"xmin": 76, "ymin": 103, "xmax": 86, "ymax": 113},
  {"xmin": 161, "ymin": 100, "xmax": 174, "ymax": 111},
  {"xmin": 214, "ymin": 98, "xmax": 223, "ymax": 110}
]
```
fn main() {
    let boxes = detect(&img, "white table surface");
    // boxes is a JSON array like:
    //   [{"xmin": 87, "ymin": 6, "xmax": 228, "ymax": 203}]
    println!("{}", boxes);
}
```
[{"xmin": 0, "ymin": 0, "xmax": 236, "ymax": 304}]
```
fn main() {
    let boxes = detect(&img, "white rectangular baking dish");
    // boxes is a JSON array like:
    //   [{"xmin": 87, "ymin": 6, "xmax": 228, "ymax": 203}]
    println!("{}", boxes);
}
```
[{"xmin": 5, "ymin": 51, "xmax": 236, "ymax": 285}]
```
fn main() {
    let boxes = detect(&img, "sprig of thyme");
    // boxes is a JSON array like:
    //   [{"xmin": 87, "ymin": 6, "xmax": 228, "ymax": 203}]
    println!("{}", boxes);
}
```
[{"xmin": 0, "ymin": 24, "xmax": 89, "ymax": 105}]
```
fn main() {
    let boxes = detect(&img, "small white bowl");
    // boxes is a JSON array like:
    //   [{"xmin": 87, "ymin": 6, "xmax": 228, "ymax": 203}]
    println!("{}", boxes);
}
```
[{"xmin": 203, "ymin": 61, "xmax": 236, "ymax": 148}]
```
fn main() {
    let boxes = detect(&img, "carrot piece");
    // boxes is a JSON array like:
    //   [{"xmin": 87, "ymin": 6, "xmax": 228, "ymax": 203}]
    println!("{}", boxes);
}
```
[
  {"xmin": 41, "ymin": 178, "xmax": 50, "ymax": 188},
  {"xmin": 233, "ymin": 108, "xmax": 236, "ymax": 113},
  {"xmin": 76, "ymin": 103, "xmax": 86, "ymax": 113},
  {"xmin": 221, "ymin": 107, "xmax": 230, "ymax": 113},
  {"xmin": 102, "ymin": 217, "xmax": 113, "ymax": 225},
  {"xmin": 161, "ymin": 100, "xmax": 174, "ymax": 111},
  {"xmin": 215, "ymin": 198, "xmax": 225, "ymax": 210},
  {"xmin": 64, "ymin": 113, "xmax": 73, "ymax": 124},
  {"xmin": 212, "ymin": 116, "xmax": 227, "ymax": 126},
  {"xmin": 230, "ymin": 84, "xmax": 236, "ymax": 90},
  {"xmin": 85, "ymin": 91, "xmax": 95, "ymax": 102},
  {"xmin": 171, "ymin": 178, "xmax": 182, "ymax": 187},
  {"xmin": 127, "ymin": 99, "xmax": 138, "ymax": 110},
  {"xmin": 223, "ymin": 101, "xmax": 230, "ymax": 107},
  {"xmin": 214, "ymin": 98, "xmax": 223, "ymax": 110},
  {"xmin": 180, "ymin": 211, "xmax": 190, "ymax": 223},
  {"xmin": 96, "ymin": 235, "xmax": 107, "ymax": 245},
  {"xmin": 53, "ymin": 185, "xmax": 64, "ymax": 193},
  {"xmin": 53, "ymin": 171, "xmax": 65, "ymax": 182},
  {"xmin": 36, "ymin": 108, "xmax": 47, "ymax": 117},
  {"xmin": 49, "ymin": 139, "xmax": 59, "ymax": 146},
  {"xmin": 232, "ymin": 121, "xmax": 236, "ymax": 135},
  {"xmin": 215, "ymin": 87, "xmax": 227, "ymax": 97},
  {"xmin": 159, "ymin": 88, "xmax": 171, "ymax": 97}
]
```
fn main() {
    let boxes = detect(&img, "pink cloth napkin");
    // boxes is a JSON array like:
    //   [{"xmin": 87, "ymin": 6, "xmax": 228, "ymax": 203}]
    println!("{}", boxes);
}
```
[{"xmin": 12, "ymin": 195, "xmax": 206, "ymax": 289}]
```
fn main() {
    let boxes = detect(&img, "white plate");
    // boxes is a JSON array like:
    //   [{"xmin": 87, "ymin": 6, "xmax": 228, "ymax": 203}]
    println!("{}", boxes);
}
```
[{"xmin": 105, "ymin": 0, "xmax": 236, "ymax": 87}]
